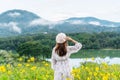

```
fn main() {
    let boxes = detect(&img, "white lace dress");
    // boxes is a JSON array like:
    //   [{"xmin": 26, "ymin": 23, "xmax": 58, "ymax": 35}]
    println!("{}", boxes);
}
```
[{"xmin": 51, "ymin": 42, "xmax": 82, "ymax": 80}]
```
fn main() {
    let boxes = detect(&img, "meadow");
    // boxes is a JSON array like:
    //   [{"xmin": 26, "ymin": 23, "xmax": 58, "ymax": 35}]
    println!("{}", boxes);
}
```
[
  {"xmin": 71, "ymin": 49, "xmax": 120, "ymax": 58},
  {"xmin": 0, "ymin": 57, "xmax": 120, "ymax": 80}
]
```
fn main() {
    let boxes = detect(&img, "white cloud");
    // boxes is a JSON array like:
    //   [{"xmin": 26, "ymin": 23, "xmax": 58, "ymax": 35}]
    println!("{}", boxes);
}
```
[
  {"xmin": 0, "ymin": 23, "xmax": 8, "ymax": 26},
  {"xmin": 69, "ymin": 20, "xmax": 84, "ymax": 24},
  {"xmin": 29, "ymin": 19, "xmax": 52, "ymax": 26},
  {"xmin": 8, "ymin": 12, "xmax": 21, "ymax": 17},
  {"xmin": 104, "ymin": 24, "xmax": 115, "ymax": 27},
  {"xmin": 9, "ymin": 22, "xmax": 21, "ymax": 33},
  {"xmin": 29, "ymin": 18, "xmax": 63, "ymax": 29},
  {"xmin": 0, "ymin": 22, "xmax": 21, "ymax": 33},
  {"xmin": 89, "ymin": 21, "xmax": 100, "ymax": 25},
  {"xmin": 0, "ymin": 0, "xmax": 120, "ymax": 22}
]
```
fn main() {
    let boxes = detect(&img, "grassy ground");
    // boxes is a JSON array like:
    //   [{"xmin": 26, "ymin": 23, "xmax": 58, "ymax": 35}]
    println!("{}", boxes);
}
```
[
  {"xmin": 71, "ymin": 49, "xmax": 120, "ymax": 58},
  {"xmin": 0, "ymin": 57, "xmax": 120, "ymax": 80}
]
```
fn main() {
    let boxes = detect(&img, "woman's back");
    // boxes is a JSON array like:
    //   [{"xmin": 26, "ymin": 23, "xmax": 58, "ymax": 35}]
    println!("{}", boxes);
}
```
[
  {"xmin": 52, "ymin": 42, "xmax": 82, "ymax": 61},
  {"xmin": 51, "ymin": 33, "xmax": 82, "ymax": 80}
]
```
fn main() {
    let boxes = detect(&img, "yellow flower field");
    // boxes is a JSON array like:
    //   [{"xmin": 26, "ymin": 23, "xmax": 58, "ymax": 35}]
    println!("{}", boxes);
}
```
[{"xmin": 0, "ymin": 57, "xmax": 120, "ymax": 80}]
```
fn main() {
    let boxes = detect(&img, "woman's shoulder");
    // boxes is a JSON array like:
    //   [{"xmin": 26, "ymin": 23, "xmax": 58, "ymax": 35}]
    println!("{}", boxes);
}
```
[
  {"xmin": 52, "ymin": 47, "xmax": 56, "ymax": 51},
  {"xmin": 52, "ymin": 47, "xmax": 57, "ymax": 55}
]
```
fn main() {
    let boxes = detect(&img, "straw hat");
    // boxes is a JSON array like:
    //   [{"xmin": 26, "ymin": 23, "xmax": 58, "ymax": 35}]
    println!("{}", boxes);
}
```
[{"xmin": 56, "ymin": 33, "xmax": 66, "ymax": 43}]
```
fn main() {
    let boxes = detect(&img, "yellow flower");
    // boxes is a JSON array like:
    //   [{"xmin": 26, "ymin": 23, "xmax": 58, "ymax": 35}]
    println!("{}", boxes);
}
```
[
  {"xmin": 72, "ymin": 69, "xmax": 78, "ymax": 74},
  {"xmin": 46, "ymin": 74, "xmax": 49, "ymax": 78},
  {"xmin": 89, "ymin": 72, "xmax": 92, "ymax": 75},
  {"xmin": 42, "ymin": 61, "xmax": 46, "ymax": 64},
  {"xmin": 31, "ymin": 66, "xmax": 37, "ymax": 71},
  {"xmin": 76, "ymin": 74, "xmax": 80, "ymax": 79},
  {"xmin": 21, "ymin": 69, "xmax": 25, "ymax": 73},
  {"xmin": 0, "ymin": 66, "xmax": 6, "ymax": 72},
  {"xmin": 7, "ymin": 64, "xmax": 11, "ymax": 68},
  {"xmin": 87, "ymin": 77, "xmax": 91, "ymax": 80},
  {"xmin": 95, "ymin": 67, "xmax": 99, "ymax": 71},
  {"xmin": 102, "ymin": 62, "xmax": 108, "ymax": 69},
  {"xmin": 45, "ymin": 63, "xmax": 49, "ymax": 66},
  {"xmin": 85, "ymin": 67, "xmax": 88, "ymax": 70},
  {"xmin": 81, "ymin": 65, "xmax": 84, "ymax": 69},
  {"xmin": 25, "ymin": 63, "xmax": 30, "ymax": 67},
  {"xmin": 30, "ymin": 57, "xmax": 35, "ymax": 62},
  {"xmin": 7, "ymin": 71, "xmax": 12, "ymax": 75},
  {"xmin": 17, "ymin": 64, "xmax": 22, "ymax": 67},
  {"xmin": 102, "ymin": 76, "xmax": 108, "ymax": 80},
  {"xmin": 18, "ymin": 57, "xmax": 23, "ymax": 61},
  {"xmin": 27, "ymin": 59, "xmax": 30, "ymax": 63},
  {"xmin": 66, "ymin": 78, "xmax": 71, "ymax": 80},
  {"xmin": 94, "ymin": 72, "xmax": 97, "ymax": 76}
]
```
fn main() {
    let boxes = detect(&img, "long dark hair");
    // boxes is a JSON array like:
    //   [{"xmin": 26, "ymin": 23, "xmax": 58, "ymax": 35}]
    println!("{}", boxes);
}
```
[{"xmin": 55, "ymin": 41, "xmax": 67, "ymax": 57}]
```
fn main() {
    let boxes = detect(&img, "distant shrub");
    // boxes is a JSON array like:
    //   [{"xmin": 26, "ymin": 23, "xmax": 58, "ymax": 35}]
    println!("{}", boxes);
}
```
[{"xmin": 0, "ymin": 50, "xmax": 19, "ymax": 64}]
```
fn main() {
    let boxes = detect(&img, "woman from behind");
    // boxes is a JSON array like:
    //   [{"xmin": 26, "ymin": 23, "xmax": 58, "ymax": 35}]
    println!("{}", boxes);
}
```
[{"xmin": 51, "ymin": 33, "xmax": 82, "ymax": 80}]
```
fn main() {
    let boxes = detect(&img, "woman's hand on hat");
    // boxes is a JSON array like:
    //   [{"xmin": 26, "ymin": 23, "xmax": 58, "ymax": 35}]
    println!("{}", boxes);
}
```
[
  {"xmin": 66, "ymin": 36, "xmax": 72, "ymax": 41},
  {"xmin": 66, "ymin": 36, "xmax": 78, "ymax": 44}
]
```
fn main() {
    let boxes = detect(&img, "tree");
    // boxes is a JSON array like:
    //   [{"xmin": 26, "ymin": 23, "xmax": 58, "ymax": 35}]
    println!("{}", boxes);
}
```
[
  {"xmin": 17, "ymin": 41, "xmax": 42, "ymax": 58},
  {"xmin": 41, "ymin": 45, "xmax": 51, "ymax": 59}
]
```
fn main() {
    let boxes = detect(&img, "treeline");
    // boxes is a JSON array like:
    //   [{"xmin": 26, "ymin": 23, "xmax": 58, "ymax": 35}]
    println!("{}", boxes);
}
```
[
  {"xmin": 70, "ymin": 32, "xmax": 120, "ymax": 49},
  {"xmin": 0, "ymin": 32, "xmax": 119, "ymax": 58}
]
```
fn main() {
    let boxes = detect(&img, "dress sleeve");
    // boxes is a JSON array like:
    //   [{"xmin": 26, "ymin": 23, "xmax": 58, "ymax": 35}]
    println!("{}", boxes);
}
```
[
  {"xmin": 51, "ymin": 48, "xmax": 57, "ymax": 70},
  {"xmin": 68, "ymin": 42, "xmax": 82, "ymax": 54}
]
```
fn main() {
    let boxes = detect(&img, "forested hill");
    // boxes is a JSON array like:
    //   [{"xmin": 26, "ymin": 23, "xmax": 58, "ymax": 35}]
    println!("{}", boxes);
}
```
[
  {"xmin": 0, "ymin": 32, "xmax": 119, "ymax": 52},
  {"xmin": 0, "ymin": 9, "xmax": 120, "ymax": 37}
]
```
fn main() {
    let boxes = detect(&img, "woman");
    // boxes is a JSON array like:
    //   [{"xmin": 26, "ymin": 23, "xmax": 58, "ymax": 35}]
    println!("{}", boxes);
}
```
[{"xmin": 51, "ymin": 33, "xmax": 82, "ymax": 80}]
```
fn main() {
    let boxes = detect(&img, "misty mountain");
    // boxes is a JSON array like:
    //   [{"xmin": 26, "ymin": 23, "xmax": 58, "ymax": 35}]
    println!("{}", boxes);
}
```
[
  {"xmin": 53, "ymin": 17, "xmax": 120, "ymax": 33},
  {"xmin": 65, "ymin": 17, "xmax": 120, "ymax": 27},
  {"xmin": 0, "ymin": 9, "xmax": 120, "ymax": 37},
  {"xmin": 0, "ymin": 9, "xmax": 50, "ymax": 37}
]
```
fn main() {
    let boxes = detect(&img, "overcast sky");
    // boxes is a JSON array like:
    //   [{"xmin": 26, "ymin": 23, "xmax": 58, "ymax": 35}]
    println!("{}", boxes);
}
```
[{"xmin": 0, "ymin": 0, "xmax": 120, "ymax": 22}]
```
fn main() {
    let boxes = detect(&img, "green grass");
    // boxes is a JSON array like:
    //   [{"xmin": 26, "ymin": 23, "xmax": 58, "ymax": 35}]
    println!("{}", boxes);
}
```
[
  {"xmin": 71, "ymin": 49, "xmax": 120, "ymax": 58},
  {"xmin": 0, "ymin": 61, "xmax": 120, "ymax": 80}
]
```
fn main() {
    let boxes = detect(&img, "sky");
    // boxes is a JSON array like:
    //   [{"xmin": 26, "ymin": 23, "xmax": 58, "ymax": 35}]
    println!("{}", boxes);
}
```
[{"xmin": 0, "ymin": 0, "xmax": 120, "ymax": 22}]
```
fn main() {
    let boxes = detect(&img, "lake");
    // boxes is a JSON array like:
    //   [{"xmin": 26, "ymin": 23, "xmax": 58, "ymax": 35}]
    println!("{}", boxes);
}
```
[{"xmin": 46, "ymin": 57, "xmax": 120, "ymax": 67}]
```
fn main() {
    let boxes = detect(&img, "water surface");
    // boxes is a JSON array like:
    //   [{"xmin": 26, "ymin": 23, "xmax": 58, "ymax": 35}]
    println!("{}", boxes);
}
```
[{"xmin": 46, "ymin": 57, "xmax": 120, "ymax": 67}]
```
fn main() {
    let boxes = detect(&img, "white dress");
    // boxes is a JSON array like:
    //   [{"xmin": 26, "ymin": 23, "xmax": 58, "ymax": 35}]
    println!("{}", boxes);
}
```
[{"xmin": 51, "ymin": 42, "xmax": 82, "ymax": 80}]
